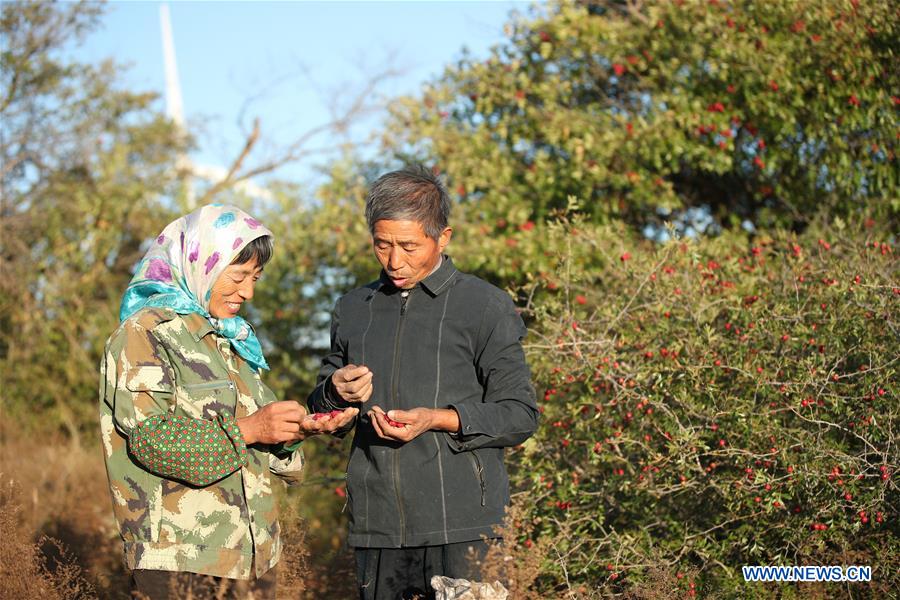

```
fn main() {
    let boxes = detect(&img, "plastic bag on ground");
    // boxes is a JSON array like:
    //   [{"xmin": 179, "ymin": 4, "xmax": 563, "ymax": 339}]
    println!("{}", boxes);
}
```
[{"xmin": 430, "ymin": 575, "xmax": 508, "ymax": 600}]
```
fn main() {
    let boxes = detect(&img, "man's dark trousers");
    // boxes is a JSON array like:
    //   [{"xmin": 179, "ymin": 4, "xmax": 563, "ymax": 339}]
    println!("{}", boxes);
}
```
[{"xmin": 355, "ymin": 540, "xmax": 490, "ymax": 600}]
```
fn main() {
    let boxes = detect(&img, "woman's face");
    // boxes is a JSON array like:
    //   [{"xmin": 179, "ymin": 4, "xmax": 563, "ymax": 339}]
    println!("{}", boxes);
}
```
[{"xmin": 208, "ymin": 257, "xmax": 262, "ymax": 319}]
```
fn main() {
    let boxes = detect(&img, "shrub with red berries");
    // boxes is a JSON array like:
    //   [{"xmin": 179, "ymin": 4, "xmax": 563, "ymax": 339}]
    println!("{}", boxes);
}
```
[{"xmin": 505, "ymin": 216, "xmax": 898, "ymax": 596}]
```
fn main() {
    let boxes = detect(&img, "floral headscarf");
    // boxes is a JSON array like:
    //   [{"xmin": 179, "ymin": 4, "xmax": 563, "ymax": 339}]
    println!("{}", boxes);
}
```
[{"xmin": 119, "ymin": 204, "xmax": 274, "ymax": 371}]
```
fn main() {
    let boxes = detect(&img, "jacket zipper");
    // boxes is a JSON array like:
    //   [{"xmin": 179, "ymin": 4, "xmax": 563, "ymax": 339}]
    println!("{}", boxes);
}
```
[
  {"xmin": 183, "ymin": 379, "xmax": 234, "ymax": 391},
  {"xmin": 391, "ymin": 289, "xmax": 410, "ymax": 545},
  {"xmin": 468, "ymin": 451, "xmax": 486, "ymax": 506}
]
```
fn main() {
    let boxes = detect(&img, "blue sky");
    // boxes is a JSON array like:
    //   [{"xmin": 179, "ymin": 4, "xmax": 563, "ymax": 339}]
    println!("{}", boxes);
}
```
[{"xmin": 73, "ymin": 1, "xmax": 530, "ymax": 183}]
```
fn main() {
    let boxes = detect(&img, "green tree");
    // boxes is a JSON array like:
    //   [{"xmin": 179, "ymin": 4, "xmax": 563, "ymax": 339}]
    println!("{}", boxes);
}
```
[
  {"xmin": 1, "ymin": 1, "xmax": 185, "ymax": 438},
  {"xmin": 381, "ymin": 0, "xmax": 898, "ymax": 235}
]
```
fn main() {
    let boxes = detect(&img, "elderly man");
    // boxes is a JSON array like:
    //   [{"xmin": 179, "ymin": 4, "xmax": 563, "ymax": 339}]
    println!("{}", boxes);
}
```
[{"xmin": 308, "ymin": 165, "xmax": 539, "ymax": 599}]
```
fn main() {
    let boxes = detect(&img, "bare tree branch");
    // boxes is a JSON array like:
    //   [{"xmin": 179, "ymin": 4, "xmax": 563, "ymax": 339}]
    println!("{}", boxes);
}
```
[
  {"xmin": 197, "ymin": 118, "xmax": 260, "ymax": 204},
  {"xmin": 194, "ymin": 63, "xmax": 404, "ymax": 201}
]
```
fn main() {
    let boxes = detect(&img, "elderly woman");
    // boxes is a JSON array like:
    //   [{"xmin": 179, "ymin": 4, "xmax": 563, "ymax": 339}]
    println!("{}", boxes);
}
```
[{"xmin": 99, "ymin": 205, "xmax": 355, "ymax": 599}]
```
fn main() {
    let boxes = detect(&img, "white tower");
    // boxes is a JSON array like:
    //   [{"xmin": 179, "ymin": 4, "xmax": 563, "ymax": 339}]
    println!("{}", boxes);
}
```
[{"xmin": 159, "ymin": 3, "xmax": 271, "ymax": 207}]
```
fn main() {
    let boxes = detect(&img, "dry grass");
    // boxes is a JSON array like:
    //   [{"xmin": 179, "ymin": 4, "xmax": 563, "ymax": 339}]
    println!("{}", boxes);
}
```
[
  {"xmin": 470, "ymin": 500, "xmax": 553, "ymax": 599},
  {"xmin": 0, "ymin": 425, "xmax": 127, "ymax": 598},
  {"xmin": 0, "ymin": 425, "xmax": 360, "ymax": 599},
  {"xmin": 0, "ymin": 479, "xmax": 96, "ymax": 599},
  {"xmin": 278, "ymin": 496, "xmax": 356, "ymax": 599}
]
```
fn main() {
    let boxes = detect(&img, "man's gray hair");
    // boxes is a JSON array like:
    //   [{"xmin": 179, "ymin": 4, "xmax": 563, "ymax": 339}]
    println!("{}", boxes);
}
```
[{"xmin": 365, "ymin": 164, "xmax": 451, "ymax": 240}]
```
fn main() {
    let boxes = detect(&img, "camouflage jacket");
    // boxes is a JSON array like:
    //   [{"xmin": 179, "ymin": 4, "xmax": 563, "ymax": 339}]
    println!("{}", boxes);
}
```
[{"xmin": 99, "ymin": 308, "xmax": 303, "ymax": 580}]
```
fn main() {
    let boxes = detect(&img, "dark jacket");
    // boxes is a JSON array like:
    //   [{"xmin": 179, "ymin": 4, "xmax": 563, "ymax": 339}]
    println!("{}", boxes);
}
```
[{"xmin": 308, "ymin": 256, "xmax": 538, "ymax": 548}]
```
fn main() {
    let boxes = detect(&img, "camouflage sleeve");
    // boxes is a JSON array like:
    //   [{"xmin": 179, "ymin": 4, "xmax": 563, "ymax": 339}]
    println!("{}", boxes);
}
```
[
  {"xmin": 268, "ymin": 447, "xmax": 304, "ymax": 486},
  {"xmin": 108, "ymin": 318, "xmax": 248, "ymax": 486},
  {"xmin": 130, "ymin": 413, "xmax": 248, "ymax": 486}
]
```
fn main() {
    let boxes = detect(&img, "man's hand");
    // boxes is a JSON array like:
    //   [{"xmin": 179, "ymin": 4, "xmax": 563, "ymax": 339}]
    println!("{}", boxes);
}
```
[
  {"xmin": 331, "ymin": 364, "xmax": 373, "ymax": 404},
  {"xmin": 237, "ymin": 401, "xmax": 308, "ymax": 445},
  {"xmin": 367, "ymin": 406, "xmax": 460, "ymax": 443}
]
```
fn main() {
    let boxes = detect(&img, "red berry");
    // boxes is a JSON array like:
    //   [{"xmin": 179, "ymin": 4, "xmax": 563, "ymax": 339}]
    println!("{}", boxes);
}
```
[{"xmin": 385, "ymin": 415, "xmax": 405, "ymax": 428}]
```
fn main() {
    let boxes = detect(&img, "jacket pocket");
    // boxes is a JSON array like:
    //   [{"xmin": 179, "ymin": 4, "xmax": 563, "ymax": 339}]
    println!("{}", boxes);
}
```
[
  {"xmin": 123, "ymin": 365, "xmax": 172, "ymax": 394},
  {"xmin": 176, "ymin": 379, "xmax": 235, "ymax": 419},
  {"xmin": 345, "ymin": 447, "xmax": 361, "ymax": 516},
  {"xmin": 468, "ymin": 451, "xmax": 486, "ymax": 507},
  {"xmin": 343, "ymin": 472, "xmax": 352, "ymax": 515}
]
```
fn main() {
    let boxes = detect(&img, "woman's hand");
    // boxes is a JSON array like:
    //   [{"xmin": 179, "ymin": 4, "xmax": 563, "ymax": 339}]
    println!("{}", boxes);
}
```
[
  {"xmin": 237, "ymin": 401, "xmax": 308, "ymax": 445},
  {"xmin": 238, "ymin": 402, "xmax": 360, "ymax": 445},
  {"xmin": 300, "ymin": 407, "xmax": 360, "ymax": 436}
]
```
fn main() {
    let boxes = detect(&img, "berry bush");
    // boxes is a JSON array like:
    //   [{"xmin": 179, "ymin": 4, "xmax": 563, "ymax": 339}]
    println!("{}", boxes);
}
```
[{"xmin": 499, "ymin": 216, "xmax": 898, "ymax": 596}]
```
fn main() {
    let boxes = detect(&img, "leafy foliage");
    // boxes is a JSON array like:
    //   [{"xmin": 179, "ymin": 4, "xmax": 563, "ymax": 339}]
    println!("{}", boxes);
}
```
[
  {"xmin": 1, "ymin": 1, "xmax": 185, "ymax": 436},
  {"xmin": 382, "ymin": 0, "xmax": 898, "ymax": 234}
]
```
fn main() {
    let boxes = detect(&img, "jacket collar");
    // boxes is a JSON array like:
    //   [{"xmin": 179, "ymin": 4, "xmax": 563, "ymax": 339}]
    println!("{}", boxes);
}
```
[
  {"xmin": 421, "ymin": 255, "xmax": 458, "ymax": 296},
  {"xmin": 376, "ymin": 254, "xmax": 458, "ymax": 297}
]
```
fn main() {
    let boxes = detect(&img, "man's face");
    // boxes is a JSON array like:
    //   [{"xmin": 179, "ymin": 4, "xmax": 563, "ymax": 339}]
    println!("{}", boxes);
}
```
[{"xmin": 372, "ymin": 220, "xmax": 451, "ymax": 289}]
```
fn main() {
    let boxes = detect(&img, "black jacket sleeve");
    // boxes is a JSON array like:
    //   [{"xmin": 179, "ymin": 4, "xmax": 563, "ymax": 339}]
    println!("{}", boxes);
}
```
[
  {"xmin": 445, "ymin": 292, "xmax": 539, "ymax": 452},
  {"xmin": 307, "ymin": 299, "xmax": 356, "ymax": 434}
]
